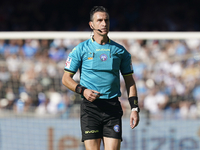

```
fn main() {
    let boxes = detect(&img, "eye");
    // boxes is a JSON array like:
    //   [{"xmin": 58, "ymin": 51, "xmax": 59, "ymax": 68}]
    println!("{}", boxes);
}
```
[{"xmin": 97, "ymin": 19, "xmax": 103, "ymax": 22}]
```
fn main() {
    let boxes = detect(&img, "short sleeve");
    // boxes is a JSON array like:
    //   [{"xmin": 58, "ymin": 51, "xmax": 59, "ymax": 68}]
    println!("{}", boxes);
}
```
[
  {"xmin": 64, "ymin": 45, "xmax": 82, "ymax": 73},
  {"xmin": 120, "ymin": 50, "xmax": 133, "ymax": 76}
]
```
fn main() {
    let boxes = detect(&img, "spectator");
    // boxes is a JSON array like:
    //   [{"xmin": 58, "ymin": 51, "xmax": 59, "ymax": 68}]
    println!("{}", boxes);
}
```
[
  {"xmin": 6, "ymin": 54, "xmax": 21, "ymax": 72},
  {"xmin": 4, "ymin": 40, "xmax": 21, "ymax": 58},
  {"xmin": 45, "ymin": 88, "xmax": 63, "ymax": 114},
  {"xmin": 0, "ymin": 65, "xmax": 11, "ymax": 83},
  {"xmin": 143, "ymin": 87, "xmax": 168, "ymax": 115},
  {"xmin": 22, "ymin": 40, "xmax": 38, "ymax": 58}
]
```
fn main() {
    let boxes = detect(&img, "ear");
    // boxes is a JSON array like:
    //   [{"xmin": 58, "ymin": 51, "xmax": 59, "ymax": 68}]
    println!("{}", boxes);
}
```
[{"xmin": 89, "ymin": 21, "xmax": 93, "ymax": 29}]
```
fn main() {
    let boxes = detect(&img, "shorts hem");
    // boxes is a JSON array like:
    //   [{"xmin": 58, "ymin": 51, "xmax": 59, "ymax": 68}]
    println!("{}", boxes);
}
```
[
  {"xmin": 82, "ymin": 137, "xmax": 102, "ymax": 142},
  {"xmin": 102, "ymin": 136, "xmax": 123, "ymax": 142}
]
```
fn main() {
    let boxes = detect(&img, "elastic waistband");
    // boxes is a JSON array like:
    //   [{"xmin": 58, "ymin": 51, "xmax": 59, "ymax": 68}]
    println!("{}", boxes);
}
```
[{"xmin": 83, "ymin": 96, "xmax": 118, "ymax": 102}]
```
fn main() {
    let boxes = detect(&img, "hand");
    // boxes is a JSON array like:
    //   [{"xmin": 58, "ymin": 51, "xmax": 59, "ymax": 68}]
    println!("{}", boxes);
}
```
[
  {"xmin": 83, "ymin": 89, "xmax": 101, "ymax": 102},
  {"xmin": 130, "ymin": 111, "xmax": 140, "ymax": 129}
]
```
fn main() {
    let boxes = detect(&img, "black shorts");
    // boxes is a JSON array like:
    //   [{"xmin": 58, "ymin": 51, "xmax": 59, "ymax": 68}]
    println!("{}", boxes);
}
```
[{"xmin": 80, "ymin": 97, "xmax": 123, "ymax": 142}]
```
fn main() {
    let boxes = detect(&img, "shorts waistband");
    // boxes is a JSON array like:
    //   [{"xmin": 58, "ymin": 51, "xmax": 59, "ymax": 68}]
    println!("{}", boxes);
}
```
[{"xmin": 83, "ymin": 96, "xmax": 118, "ymax": 102}]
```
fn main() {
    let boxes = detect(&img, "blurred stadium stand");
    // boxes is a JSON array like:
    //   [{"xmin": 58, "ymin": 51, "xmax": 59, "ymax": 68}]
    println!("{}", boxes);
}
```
[{"xmin": 0, "ymin": 38, "xmax": 200, "ymax": 119}]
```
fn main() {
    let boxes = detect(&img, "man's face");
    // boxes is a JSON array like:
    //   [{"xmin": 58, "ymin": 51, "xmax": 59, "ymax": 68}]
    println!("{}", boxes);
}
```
[{"xmin": 91, "ymin": 12, "xmax": 110, "ymax": 34}]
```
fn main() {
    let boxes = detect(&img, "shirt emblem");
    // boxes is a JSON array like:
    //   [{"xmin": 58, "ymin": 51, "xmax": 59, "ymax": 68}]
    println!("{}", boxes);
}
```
[
  {"xmin": 100, "ymin": 54, "xmax": 107, "ymax": 61},
  {"xmin": 113, "ymin": 124, "xmax": 120, "ymax": 132},
  {"xmin": 65, "ymin": 57, "xmax": 72, "ymax": 69}
]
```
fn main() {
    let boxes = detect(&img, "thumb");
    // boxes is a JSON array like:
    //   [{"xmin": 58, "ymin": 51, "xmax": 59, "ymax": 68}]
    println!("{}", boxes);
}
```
[{"xmin": 91, "ymin": 90, "xmax": 100, "ymax": 94}]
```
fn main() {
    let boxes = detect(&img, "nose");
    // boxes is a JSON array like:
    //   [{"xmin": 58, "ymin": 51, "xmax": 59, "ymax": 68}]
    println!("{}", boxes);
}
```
[{"xmin": 102, "ymin": 20, "xmax": 107, "ymax": 26}]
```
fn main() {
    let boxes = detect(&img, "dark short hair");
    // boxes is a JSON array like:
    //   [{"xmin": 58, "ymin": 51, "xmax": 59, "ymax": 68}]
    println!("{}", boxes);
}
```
[{"xmin": 90, "ymin": 6, "xmax": 109, "ymax": 21}]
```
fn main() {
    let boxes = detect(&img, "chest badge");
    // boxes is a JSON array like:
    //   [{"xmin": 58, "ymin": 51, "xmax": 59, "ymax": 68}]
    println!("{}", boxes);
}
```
[{"xmin": 100, "ymin": 54, "xmax": 108, "ymax": 61}]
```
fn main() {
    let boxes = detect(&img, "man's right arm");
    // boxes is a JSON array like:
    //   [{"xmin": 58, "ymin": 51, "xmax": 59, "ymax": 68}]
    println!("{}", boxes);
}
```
[
  {"xmin": 62, "ymin": 71, "xmax": 78, "ymax": 92},
  {"xmin": 62, "ymin": 71, "xmax": 100, "ymax": 101}
]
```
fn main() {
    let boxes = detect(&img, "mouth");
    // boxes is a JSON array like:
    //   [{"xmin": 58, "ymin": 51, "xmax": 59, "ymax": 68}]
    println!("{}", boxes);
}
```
[{"xmin": 100, "ymin": 28, "xmax": 108, "ymax": 32}]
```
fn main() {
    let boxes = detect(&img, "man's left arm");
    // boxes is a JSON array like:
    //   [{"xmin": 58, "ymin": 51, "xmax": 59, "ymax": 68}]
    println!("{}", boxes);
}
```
[{"xmin": 123, "ymin": 74, "xmax": 140, "ymax": 129}]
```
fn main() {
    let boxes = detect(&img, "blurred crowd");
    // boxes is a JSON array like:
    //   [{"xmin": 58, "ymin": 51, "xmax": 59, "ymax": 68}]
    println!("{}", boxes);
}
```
[
  {"xmin": 0, "ymin": 39, "xmax": 79, "ymax": 117},
  {"xmin": 0, "ymin": 38, "xmax": 200, "ymax": 119},
  {"xmin": 118, "ymin": 39, "xmax": 200, "ymax": 119},
  {"xmin": 0, "ymin": 0, "xmax": 200, "ymax": 31}
]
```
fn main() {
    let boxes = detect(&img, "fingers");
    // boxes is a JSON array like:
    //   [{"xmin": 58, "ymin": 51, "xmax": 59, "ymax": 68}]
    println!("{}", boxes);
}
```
[
  {"xmin": 91, "ymin": 90, "xmax": 100, "ymax": 95},
  {"xmin": 130, "ymin": 118, "xmax": 134, "ymax": 129},
  {"xmin": 131, "ymin": 119, "xmax": 139, "ymax": 129},
  {"xmin": 91, "ymin": 90, "xmax": 101, "ymax": 98},
  {"xmin": 130, "ymin": 112, "xmax": 140, "ymax": 129},
  {"xmin": 84, "ymin": 89, "xmax": 101, "ymax": 102},
  {"xmin": 130, "ymin": 119, "xmax": 139, "ymax": 129}
]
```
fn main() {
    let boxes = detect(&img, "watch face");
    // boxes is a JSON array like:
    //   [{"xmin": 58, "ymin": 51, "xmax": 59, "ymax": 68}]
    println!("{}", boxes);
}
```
[{"xmin": 77, "ymin": 87, "xmax": 82, "ymax": 94}]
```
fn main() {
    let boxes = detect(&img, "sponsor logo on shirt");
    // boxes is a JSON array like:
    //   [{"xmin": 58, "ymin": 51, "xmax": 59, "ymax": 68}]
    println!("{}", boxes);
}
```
[
  {"xmin": 66, "ymin": 57, "xmax": 72, "ymax": 69},
  {"xmin": 100, "ymin": 54, "xmax": 107, "ymax": 61}
]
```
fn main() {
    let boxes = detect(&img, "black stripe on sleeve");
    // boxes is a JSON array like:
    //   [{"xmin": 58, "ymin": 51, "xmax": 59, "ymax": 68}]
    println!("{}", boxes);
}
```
[
  {"xmin": 121, "ymin": 71, "xmax": 134, "ymax": 76},
  {"xmin": 64, "ymin": 68, "xmax": 76, "ymax": 74}
]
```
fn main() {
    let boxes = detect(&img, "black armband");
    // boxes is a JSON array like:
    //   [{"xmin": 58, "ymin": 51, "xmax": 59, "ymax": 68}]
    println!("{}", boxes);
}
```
[
  {"xmin": 128, "ymin": 96, "xmax": 139, "ymax": 109},
  {"xmin": 75, "ymin": 84, "xmax": 87, "ymax": 95}
]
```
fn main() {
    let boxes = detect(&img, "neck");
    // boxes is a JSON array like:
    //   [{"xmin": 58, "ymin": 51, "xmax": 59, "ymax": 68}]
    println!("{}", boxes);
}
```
[{"xmin": 93, "ymin": 34, "xmax": 108, "ymax": 45}]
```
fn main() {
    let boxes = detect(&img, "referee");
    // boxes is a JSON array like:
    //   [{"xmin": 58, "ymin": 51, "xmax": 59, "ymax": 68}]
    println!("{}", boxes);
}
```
[{"xmin": 62, "ymin": 6, "xmax": 140, "ymax": 150}]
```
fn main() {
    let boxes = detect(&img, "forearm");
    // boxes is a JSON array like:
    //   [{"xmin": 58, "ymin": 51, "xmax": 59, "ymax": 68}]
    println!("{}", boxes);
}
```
[
  {"xmin": 124, "ymin": 74, "xmax": 139, "ymax": 111},
  {"xmin": 124, "ymin": 75, "xmax": 140, "ymax": 129},
  {"xmin": 126, "ymin": 84, "xmax": 137, "ymax": 98},
  {"xmin": 124, "ymin": 75, "xmax": 137, "ymax": 98}
]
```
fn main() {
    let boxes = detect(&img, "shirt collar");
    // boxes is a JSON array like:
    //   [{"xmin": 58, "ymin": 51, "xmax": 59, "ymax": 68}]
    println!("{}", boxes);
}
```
[{"xmin": 91, "ymin": 36, "xmax": 111, "ymax": 43}]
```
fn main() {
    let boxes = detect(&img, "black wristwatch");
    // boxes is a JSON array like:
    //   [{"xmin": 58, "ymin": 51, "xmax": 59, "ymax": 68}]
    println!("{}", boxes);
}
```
[{"xmin": 75, "ymin": 84, "xmax": 87, "ymax": 95}]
